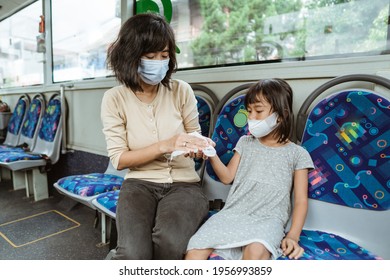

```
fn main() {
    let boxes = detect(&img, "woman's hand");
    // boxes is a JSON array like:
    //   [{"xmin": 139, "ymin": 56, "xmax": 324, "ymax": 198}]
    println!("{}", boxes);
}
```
[
  {"xmin": 160, "ymin": 132, "xmax": 216, "ymax": 160},
  {"xmin": 281, "ymin": 236, "xmax": 304, "ymax": 259},
  {"xmin": 175, "ymin": 132, "xmax": 209, "ymax": 151},
  {"xmin": 160, "ymin": 132, "xmax": 209, "ymax": 154},
  {"xmin": 185, "ymin": 137, "xmax": 215, "ymax": 159}
]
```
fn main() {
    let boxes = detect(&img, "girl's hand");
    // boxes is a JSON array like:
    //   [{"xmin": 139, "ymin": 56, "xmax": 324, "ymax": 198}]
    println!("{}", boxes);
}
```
[
  {"xmin": 185, "ymin": 137, "xmax": 215, "ymax": 159},
  {"xmin": 281, "ymin": 237, "xmax": 304, "ymax": 259},
  {"xmin": 185, "ymin": 150, "xmax": 205, "ymax": 159}
]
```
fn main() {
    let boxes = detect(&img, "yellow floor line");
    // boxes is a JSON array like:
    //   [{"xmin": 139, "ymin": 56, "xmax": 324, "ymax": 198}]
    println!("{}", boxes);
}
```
[{"xmin": 0, "ymin": 210, "xmax": 80, "ymax": 248}]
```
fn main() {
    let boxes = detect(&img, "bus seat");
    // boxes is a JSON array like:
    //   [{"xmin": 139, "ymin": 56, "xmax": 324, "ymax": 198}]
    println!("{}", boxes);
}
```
[
  {"xmin": 0, "ymin": 94, "xmax": 30, "ymax": 148},
  {"xmin": 191, "ymin": 85, "xmax": 218, "ymax": 176},
  {"xmin": 93, "ymin": 189, "xmax": 119, "ymax": 220},
  {"xmin": 287, "ymin": 76, "xmax": 390, "ymax": 260},
  {"xmin": 208, "ymin": 76, "xmax": 389, "ymax": 260},
  {"xmin": 53, "ymin": 160, "xmax": 126, "ymax": 209},
  {"xmin": 0, "ymin": 93, "xmax": 45, "ymax": 154},
  {"xmin": 92, "ymin": 189, "xmax": 119, "ymax": 245},
  {"xmin": 0, "ymin": 94, "xmax": 43, "ymax": 183},
  {"xmin": 0, "ymin": 93, "xmax": 63, "ymax": 202},
  {"xmin": 203, "ymin": 83, "xmax": 254, "ymax": 202}
]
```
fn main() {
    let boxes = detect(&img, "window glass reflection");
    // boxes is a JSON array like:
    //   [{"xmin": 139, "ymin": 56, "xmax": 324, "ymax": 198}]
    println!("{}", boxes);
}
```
[
  {"xmin": 51, "ymin": 0, "xmax": 121, "ymax": 82},
  {"xmin": 0, "ymin": 1, "xmax": 43, "ymax": 88}
]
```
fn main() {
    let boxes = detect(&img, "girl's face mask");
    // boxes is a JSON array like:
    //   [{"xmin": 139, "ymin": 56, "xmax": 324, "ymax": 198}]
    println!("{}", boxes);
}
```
[
  {"xmin": 247, "ymin": 112, "xmax": 278, "ymax": 138},
  {"xmin": 138, "ymin": 58, "xmax": 170, "ymax": 85}
]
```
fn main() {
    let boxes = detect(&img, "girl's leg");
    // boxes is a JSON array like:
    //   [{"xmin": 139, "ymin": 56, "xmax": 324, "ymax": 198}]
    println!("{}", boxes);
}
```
[
  {"xmin": 153, "ymin": 182, "xmax": 209, "ymax": 260},
  {"xmin": 185, "ymin": 248, "xmax": 214, "ymax": 260},
  {"xmin": 111, "ymin": 179, "xmax": 157, "ymax": 260},
  {"xmin": 242, "ymin": 242, "xmax": 271, "ymax": 260}
]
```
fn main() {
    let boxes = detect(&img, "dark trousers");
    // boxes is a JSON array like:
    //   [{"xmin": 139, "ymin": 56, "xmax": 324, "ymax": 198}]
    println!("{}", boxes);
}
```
[{"xmin": 112, "ymin": 178, "xmax": 209, "ymax": 260}]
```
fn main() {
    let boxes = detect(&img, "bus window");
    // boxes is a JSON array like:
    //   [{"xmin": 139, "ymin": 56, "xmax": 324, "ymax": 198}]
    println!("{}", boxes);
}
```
[
  {"xmin": 51, "ymin": 0, "xmax": 121, "ymax": 83},
  {"xmin": 0, "ymin": 1, "xmax": 43, "ymax": 89},
  {"xmin": 169, "ymin": 0, "xmax": 389, "ymax": 69}
]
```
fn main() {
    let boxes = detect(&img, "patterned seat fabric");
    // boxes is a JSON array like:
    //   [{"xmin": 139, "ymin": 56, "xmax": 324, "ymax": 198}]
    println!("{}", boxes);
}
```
[
  {"xmin": 0, "ymin": 95, "xmax": 61, "ymax": 163},
  {"xmin": 209, "ymin": 229, "xmax": 381, "ymax": 260},
  {"xmin": 0, "ymin": 95, "xmax": 28, "ymax": 150},
  {"xmin": 206, "ymin": 94, "xmax": 249, "ymax": 181},
  {"xmin": 0, "ymin": 96, "xmax": 43, "ymax": 153},
  {"xmin": 302, "ymin": 90, "xmax": 390, "ymax": 210},
  {"xmin": 194, "ymin": 95, "xmax": 212, "ymax": 171},
  {"xmin": 38, "ymin": 98, "xmax": 61, "ymax": 142},
  {"xmin": 21, "ymin": 97, "xmax": 43, "ymax": 139},
  {"xmin": 56, "ymin": 173, "xmax": 123, "ymax": 197},
  {"xmin": 94, "ymin": 190, "xmax": 120, "ymax": 216},
  {"xmin": 0, "ymin": 151, "xmax": 43, "ymax": 162},
  {"xmin": 6, "ymin": 97, "xmax": 28, "ymax": 136},
  {"xmin": 281, "ymin": 230, "xmax": 381, "ymax": 260},
  {"xmin": 197, "ymin": 96, "xmax": 212, "ymax": 137}
]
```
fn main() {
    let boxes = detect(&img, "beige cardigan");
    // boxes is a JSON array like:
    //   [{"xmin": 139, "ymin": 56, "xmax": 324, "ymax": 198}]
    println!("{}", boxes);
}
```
[{"xmin": 101, "ymin": 79, "xmax": 201, "ymax": 183}]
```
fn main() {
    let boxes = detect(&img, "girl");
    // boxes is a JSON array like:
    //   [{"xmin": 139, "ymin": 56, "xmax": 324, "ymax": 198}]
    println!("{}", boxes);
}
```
[{"xmin": 185, "ymin": 79, "xmax": 314, "ymax": 260}]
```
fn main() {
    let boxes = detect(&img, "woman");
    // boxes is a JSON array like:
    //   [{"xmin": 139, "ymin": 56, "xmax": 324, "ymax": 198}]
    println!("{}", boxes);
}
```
[{"xmin": 101, "ymin": 13, "xmax": 210, "ymax": 260}]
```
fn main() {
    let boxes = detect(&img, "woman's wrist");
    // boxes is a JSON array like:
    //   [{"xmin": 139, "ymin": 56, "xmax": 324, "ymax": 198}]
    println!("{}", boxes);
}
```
[{"xmin": 157, "ymin": 138, "xmax": 175, "ymax": 154}]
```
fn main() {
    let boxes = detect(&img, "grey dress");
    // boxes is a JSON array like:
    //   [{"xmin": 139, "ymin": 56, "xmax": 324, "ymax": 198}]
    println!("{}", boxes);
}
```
[{"xmin": 187, "ymin": 135, "xmax": 314, "ymax": 259}]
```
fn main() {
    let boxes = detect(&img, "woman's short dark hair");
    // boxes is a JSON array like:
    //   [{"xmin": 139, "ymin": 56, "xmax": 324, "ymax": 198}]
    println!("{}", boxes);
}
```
[
  {"xmin": 244, "ymin": 78, "xmax": 294, "ymax": 143},
  {"xmin": 107, "ymin": 13, "xmax": 177, "ymax": 92}
]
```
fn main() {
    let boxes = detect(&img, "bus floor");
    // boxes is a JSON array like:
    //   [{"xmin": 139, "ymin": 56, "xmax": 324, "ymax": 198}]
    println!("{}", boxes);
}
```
[{"xmin": 0, "ymin": 178, "xmax": 109, "ymax": 260}]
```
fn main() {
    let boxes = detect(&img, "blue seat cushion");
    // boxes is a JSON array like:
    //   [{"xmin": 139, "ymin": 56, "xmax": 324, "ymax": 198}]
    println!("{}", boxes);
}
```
[
  {"xmin": 281, "ymin": 230, "xmax": 381, "ymax": 260},
  {"xmin": 95, "ymin": 190, "xmax": 120, "ymax": 213},
  {"xmin": 56, "ymin": 173, "xmax": 123, "ymax": 197},
  {"xmin": 0, "ymin": 145, "xmax": 24, "ymax": 153},
  {"xmin": 208, "ymin": 229, "xmax": 381, "ymax": 260},
  {"xmin": 0, "ymin": 151, "xmax": 43, "ymax": 162}
]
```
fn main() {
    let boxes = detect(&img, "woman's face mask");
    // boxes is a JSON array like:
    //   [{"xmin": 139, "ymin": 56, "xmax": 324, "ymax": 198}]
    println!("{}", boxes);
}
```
[
  {"xmin": 138, "ymin": 58, "xmax": 170, "ymax": 85},
  {"xmin": 247, "ymin": 112, "xmax": 278, "ymax": 138}
]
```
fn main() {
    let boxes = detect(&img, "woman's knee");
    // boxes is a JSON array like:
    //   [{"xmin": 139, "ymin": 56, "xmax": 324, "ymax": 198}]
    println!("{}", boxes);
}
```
[{"xmin": 153, "ymin": 229, "xmax": 187, "ymax": 259}]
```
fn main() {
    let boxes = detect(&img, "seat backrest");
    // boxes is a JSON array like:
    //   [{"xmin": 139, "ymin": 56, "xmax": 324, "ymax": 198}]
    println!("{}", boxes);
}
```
[
  {"xmin": 191, "ymin": 85, "xmax": 218, "ymax": 175},
  {"xmin": 300, "ymin": 87, "xmax": 390, "ymax": 259},
  {"xmin": 31, "ymin": 93, "xmax": 63, "ymax": 164},
  {"xmin": 203, "ymin": 83, "xmax": 254, "ymax": 201},
  {"xmin": 3, "ymin": 94, "xmax": 30, "ymax": 146},
  {"xmin": 196, "ymin": 95, "xmax": 213, "ymax": 138},
  {"xmin": 191, "ymin": 84, "xmax": 219, "ymax": 138},
  {"xmin": 302, "ymin": 89, "xmax": 390, "ymax": 210},
  {"xmin": 17, "ymin": 93, "xmax": 45, "ymax": 150}
]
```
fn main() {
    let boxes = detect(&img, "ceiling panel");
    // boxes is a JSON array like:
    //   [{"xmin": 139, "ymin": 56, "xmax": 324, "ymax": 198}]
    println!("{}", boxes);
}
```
[{"xmin": 0, "ymin": 0, "xmax": 33, "ymax": 20}]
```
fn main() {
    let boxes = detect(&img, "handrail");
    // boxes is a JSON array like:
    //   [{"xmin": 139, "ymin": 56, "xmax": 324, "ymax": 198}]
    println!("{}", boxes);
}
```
[{"xmin": 60, "ymin": 85, "xmax": 67, "ymax": 154}]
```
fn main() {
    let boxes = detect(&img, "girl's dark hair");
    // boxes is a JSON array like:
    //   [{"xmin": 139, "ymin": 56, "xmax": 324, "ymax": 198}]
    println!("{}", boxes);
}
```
[
  {"xmin": 244, "ymin": 78, "xmax": 294, "ymax": 143},
  {"xmin": 107, "ymin": 13, "xmax": 177, "ymax": 92}
]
